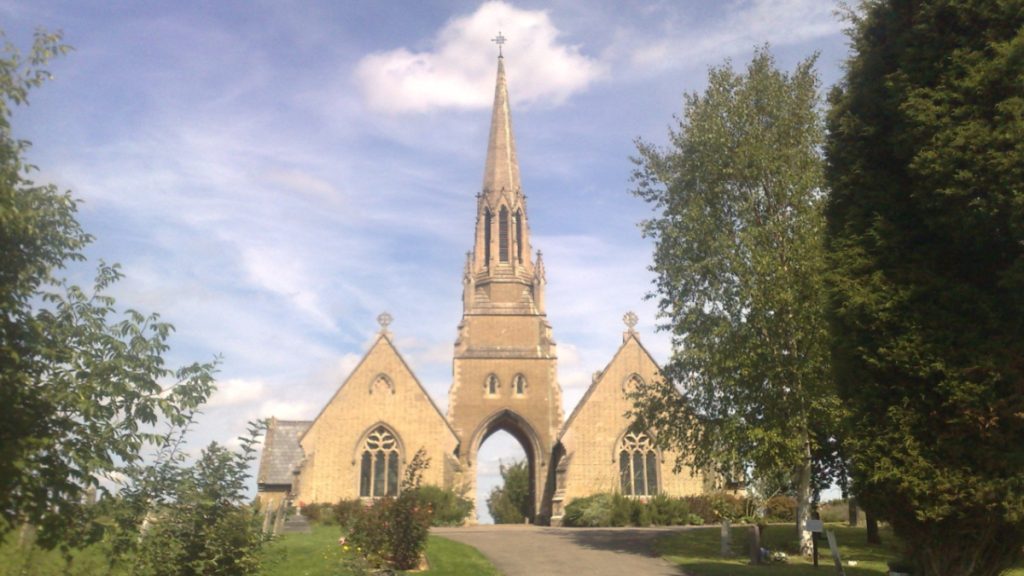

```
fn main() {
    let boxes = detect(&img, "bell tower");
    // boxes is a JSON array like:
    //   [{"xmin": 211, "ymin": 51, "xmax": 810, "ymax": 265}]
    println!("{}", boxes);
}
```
[{"xmin": 447, "ymin": 48, "xmax": 563, "ymax": 523}]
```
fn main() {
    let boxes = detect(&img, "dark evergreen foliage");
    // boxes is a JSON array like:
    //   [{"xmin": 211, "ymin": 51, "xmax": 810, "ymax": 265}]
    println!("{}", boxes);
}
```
[{"xmin": 825, "ymin": 1, "xmax": 1024, "ymax": 573}]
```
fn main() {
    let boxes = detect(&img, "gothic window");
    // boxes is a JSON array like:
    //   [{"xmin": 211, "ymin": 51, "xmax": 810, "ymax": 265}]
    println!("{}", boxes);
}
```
[
  {"xmin": 513, "ymin": 373, "xmax": 526, "ymax": 396},
  {"xmin": 485, "ymin": 374, "xmax": 500, "ymax": 396},
  {"xmin": 622, "ymin": 373, "xmax": 644, "ymax": 394},
  {"xmin": 618, "ymin": 431, "xmax": 658, "ymax": 496},
  {"xmin": 499, "ymin": 206, "xmax": 510, "ymax": 262},
  {"xmin": 484, "ymin": 209, "xmax": 492, "ymax": 266},
  {"xmin": 359, "ymin": 426, "xmax": 400, "ymax": 498},
  {"xmin": 370, "ymin": 374, "xmax": 393, "ymax": 395},
  {"xmin": 514, "ymin": 209, "xmax": 523, "ymax": 263}
]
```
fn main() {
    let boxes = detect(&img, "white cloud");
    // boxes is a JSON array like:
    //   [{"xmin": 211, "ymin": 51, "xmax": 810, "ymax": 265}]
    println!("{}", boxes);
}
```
[
  {"xmin": 207, "ymin": 378, "xmax": 269, "ymax": 408},
  {"xmin": 354, "ymin": 1, "xmax": 603, "ymax": 113},
  {"xmin": 621, "ymin": 0, "xmax": 842, "ymax": 74},
  {"xmin": 239, "ymin": 245, "xmax": 339, "ymax": 332},
  {"xmin": 259, "ymin": 399, "xmax": 320, "ymax": 421}
]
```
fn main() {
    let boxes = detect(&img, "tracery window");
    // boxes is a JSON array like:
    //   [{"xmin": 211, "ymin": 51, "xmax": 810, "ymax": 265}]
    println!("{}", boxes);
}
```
[
  {"xmin": 618, "ymin": 431, "xmax": 658, "ymax": 496},
  {"xmin": 359, "ymin": 426, "xmax": 400, "ymax": 498},
  {"xmin": 485, "ymin": 374, "xmax": 500, "ymax": 396},
  {"xmin": 513, "ymin": 373, "xmax": 526, "ymax": 396}
]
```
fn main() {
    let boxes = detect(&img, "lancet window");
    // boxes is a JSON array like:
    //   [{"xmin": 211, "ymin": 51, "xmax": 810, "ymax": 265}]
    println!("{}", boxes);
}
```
[
  {"xmin": 484, "ymin": 209, "xmax": 492, "ymax": 266},
  {"xmin": 485, "ymin": 374, "xmax": 500, "ymax": 396},
  {"xmin": 513, "ymin": 373, "xmax": 526, "ymax": 396},
  {"xmin": 514, "ymin": 209, "xmax": 523, "ymax": 263},
  {"xmin": 499, "ymin": 206, "xmax": 510, "ymax": 262},
  {"xmin": 359, "ymin": 426, "xmax": 400, "ymax": 498},
  {"xmin": 618, "ymin": 431, "xmax": 658, "ymax": 496}
]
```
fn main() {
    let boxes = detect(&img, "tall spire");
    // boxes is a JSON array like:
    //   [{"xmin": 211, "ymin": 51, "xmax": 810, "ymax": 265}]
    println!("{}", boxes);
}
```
[
  {"xmin": 467, "ymin": 51, "xmax": 538, "ymax": 306},
  {"xmin": 481, "ymin": 55, "xmax": 521, "ymax": 197}
]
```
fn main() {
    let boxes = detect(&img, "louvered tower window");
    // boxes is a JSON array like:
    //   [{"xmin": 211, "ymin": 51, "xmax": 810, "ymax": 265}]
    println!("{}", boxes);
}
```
[
  {"xmin": 515, "ymin": 209, "xmax": 523, "ymax": 263},
  {"xmin": 484, "ymin": 209, "xmax": 492, "ymax": 266},
  {"xmin": 499, "ymin": 206, "xmax": 510, "ymax": 262}
]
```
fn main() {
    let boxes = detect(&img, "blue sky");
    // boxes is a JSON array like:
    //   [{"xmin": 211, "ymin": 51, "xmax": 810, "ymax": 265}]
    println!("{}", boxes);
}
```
[{"xmin": 3, "ymin": 1, "xmax": 848, "ymax": 520}]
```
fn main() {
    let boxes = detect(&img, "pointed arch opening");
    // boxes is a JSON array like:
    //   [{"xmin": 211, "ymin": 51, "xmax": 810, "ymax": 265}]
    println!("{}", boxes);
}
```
[
  {"xmin": 499, "ymin": 206, "xmax": 510, "ymax": 262},
  {"xmin": 469, "ymin": 409, "xmax": 542, "ymax": 524}
]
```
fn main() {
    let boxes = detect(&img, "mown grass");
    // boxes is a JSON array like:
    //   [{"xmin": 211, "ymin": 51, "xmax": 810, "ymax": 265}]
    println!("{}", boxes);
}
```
[
  {"xmin": 656, "ymin": 524, "xmax": 1024, "ymax": 576},
  {"xmin": 258, "ymin": 523, "xmax": 502, "ymax": 576},
  {"xmin": 0, "ymin": 530, "xmax": 123, "ymax": 576}
]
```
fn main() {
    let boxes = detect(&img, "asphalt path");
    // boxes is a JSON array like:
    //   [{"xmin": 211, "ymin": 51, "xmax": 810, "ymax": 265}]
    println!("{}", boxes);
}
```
[{"xmin": 432, "ymin": 525, "xmax": 693, "ymax": 576}]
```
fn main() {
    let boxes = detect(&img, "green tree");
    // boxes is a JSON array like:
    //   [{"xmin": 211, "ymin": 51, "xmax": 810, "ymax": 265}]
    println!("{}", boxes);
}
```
[
  {"xmin": 825, "ymin": 1, "xmax": 1024, "ymax": 573},
  {"xmin": 0, "ymin": 29, "xmax": 216, "ymax": 549},
  {"xmin": 131, "ymin": 422, "xmax": 266, "ymax": 576},
  {"xmin": 486, "ymin": 459, "xmax": 531, "ymax": 524},
  {"xmin": 630, "ymin": 47, "xmax": 838, "ymax": 554}
]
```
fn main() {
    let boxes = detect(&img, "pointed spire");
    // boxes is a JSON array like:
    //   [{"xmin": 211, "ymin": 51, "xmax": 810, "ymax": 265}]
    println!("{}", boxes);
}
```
[{"xmin": 481, "ymin": 55, "xmax": 521, "ymax": 197}]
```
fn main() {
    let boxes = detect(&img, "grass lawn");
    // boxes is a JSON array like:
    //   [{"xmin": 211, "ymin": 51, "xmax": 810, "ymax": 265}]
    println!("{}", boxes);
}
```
[
  {"xmin": 656, "ymin": 524, "xmax": 1024, "ymax": 576},
  {"xmin": 259, "ymin": 523, "xmax": 501, "ymax": 576}
]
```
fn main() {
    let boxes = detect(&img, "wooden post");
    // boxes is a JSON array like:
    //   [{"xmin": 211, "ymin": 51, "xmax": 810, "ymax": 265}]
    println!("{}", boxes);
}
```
[
  {"xmin": 748, "ymin": 524, "xmax": 761, "ymax": 564},
  {"xmin": 721, "ymin": 518, "xmax": 733, "ymax": 557}
]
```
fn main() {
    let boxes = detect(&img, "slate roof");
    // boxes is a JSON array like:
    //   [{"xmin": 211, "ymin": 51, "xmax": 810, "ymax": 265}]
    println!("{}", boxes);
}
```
[{"xmin": 257, "ymin": 419, "xmax": 311, "ymax": 487}]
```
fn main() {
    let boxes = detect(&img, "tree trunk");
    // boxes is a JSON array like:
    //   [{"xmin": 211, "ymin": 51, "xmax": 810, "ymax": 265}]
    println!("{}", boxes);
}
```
[
  {"xmin": 796, "ymin": 440, "xmax": 813, "ymax": 556},
  {"xmin": 848, "ymin": 498, "xmax": 859, "ymax": 527},
  {"xmin": 866, "ymin": 510, "xmax": 880, "ymax": 544}
]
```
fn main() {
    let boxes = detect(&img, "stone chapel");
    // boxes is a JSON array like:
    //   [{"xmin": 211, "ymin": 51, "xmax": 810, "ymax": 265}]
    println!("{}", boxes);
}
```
[{"xmin": 256, "ymin": 53, "xmax": 707, "ymax": 525}]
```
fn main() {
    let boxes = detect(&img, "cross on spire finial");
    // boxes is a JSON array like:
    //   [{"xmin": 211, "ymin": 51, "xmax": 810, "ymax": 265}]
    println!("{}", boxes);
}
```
[{"xmin": 492, "ymin": 31, "xmax": 506, "ymax": 57}]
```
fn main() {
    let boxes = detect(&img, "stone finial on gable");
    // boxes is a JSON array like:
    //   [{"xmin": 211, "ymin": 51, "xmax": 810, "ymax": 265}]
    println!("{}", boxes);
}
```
[
  {"xmin": 377, "ymin": 312, "xmax": 393, "ymax": 338},
  {"xmin": 623, "ymin": 310, "xmax": 639, "ymax": 343}
]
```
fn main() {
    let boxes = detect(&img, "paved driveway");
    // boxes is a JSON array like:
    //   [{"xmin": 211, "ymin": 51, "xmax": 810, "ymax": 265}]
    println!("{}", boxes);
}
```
[{"xmin": 432, "ymin": 525, "xmax": 691, "ymax": 576}]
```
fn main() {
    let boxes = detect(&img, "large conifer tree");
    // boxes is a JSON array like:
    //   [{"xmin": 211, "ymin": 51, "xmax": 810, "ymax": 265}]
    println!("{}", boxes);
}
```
[{"xmin": 825, "ymin": 2, "xmax": 1024, "ymax": 573}]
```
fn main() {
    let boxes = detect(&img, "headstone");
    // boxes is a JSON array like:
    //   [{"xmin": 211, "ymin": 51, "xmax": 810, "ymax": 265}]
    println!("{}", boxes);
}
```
[
  {"xmin": 748, "ymin": 524, "xmax": 761, "ymax": 564},
  {"xmin": 721, "ymin": 519, "xmax": 733, "ymax": 557}
]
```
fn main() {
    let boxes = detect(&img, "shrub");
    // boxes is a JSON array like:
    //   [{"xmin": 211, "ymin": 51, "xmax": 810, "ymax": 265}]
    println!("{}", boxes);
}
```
[
  {"xmin": 818, "ymin": 500, "xmax": 848, "ymax": 523},
  {"xmin": 683, "ymin": 495, "xmax": 717, "ymax": 524},
  {"xmin": 345, "ymin": 492, "xmax": 432, "ymax": 571},
  {"xmin": 688, "ymin": 513, "xmax": 704, "ymax": 525},
  {"xmin": 765, "ymin": 495, "xmax": 797, "ymax": 522},
  {"xmin": 610, "ymin": 494, "xmax": 633, "ymax": 527},
  {"xmin": 332, "ymin": 499, "xmax": 365, "ymax": 529},
  {"xmin": 562, "ymin": 494, "xmax": 615, "ymax": 527},
  {"xmin": 300, "ymin": 502, "xmax": 337, "ymax": 525},
  {"xmin": 415, "ymin": 485, "xmax": 473, "ymax": 527}
]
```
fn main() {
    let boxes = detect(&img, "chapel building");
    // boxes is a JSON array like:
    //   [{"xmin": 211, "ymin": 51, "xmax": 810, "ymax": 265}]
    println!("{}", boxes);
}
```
[{"xmin": 256, "ymin": 53, "xmax": 707, "ymax": 525}]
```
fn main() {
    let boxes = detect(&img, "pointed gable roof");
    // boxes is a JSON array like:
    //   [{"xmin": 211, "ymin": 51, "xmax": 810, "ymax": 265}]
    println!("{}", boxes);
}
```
[
  {"xmin": 481, "ymin": 56, "xmax": 521, "ymax": 197},
  {"xmin": 559, "ymin": 332, "xmax": 665, "ymax": 440},
  {"xmin": 301, "ymin": 332, "xmax": 458, "ymax": 443}
]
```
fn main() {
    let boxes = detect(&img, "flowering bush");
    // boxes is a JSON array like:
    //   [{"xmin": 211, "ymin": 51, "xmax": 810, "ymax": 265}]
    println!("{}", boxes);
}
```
[{"xmin": 344, "ymin": 491, "xmax": 432, "ymax": 570}]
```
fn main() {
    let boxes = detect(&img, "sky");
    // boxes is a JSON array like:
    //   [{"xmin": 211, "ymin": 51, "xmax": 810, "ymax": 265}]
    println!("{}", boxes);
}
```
[{"xmin": 2, "ymin": 0, "xmax": 850, "ymax": 521}]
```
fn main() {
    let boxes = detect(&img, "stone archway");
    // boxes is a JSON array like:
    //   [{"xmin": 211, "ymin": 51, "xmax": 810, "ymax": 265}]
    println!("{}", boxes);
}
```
[{"xmin": 465, "ymin": 409, "xmax": 544, "ymax": 522}]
